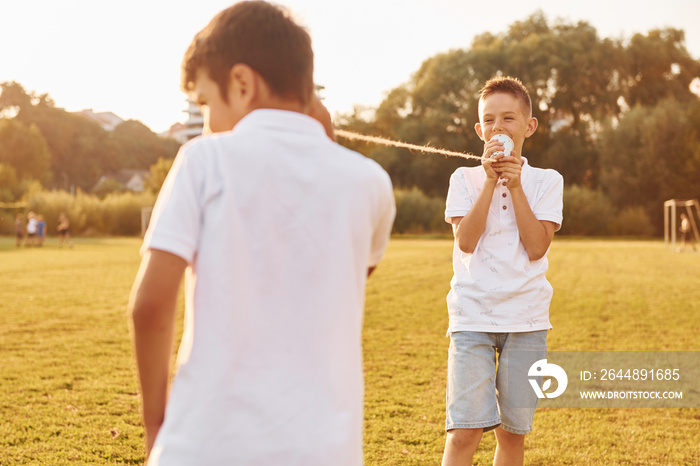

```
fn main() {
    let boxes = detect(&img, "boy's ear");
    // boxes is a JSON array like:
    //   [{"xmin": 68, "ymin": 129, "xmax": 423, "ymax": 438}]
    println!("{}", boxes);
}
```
[
  {"xmin": 525, "ymin": 117, "xmax": 538, "ymax": 138},
  {"xmin": 474, "ymin": 122, "xmax": 485, "ymax": 141},
  {"xmin": 228, "ymin": 63, "xmax": 259, "ymax": 107}
]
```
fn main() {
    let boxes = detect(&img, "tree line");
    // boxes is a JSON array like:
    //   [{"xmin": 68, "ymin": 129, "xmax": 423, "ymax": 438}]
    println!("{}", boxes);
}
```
[
  {"xmin": 337, "ymin": 12, "xmax": 700, "ymax": 235},
  {"xmin": 0, "ymin": 81, "xmax": 180, "ymax": 201}
]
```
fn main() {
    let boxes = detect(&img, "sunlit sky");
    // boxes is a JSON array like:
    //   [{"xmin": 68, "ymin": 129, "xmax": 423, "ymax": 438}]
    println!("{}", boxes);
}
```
[{"xmin": 3, "ymin": 0, "xmax": 700, "ymax": 134}]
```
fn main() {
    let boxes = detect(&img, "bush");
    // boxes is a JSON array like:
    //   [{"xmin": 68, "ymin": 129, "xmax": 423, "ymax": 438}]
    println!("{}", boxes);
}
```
[
  {"xmin": 0, "ymin": 163, "xmax": 20, "ymax": 202},
  {"xmin": 92, "ymin": 178, "xmax": 126, "ymax": 198},
  {"xmin": 609, "ymin": 206, "xmax": 655, "ymax": 237},
  {"xmin": 21, "ymin": 188, "xmax": 154, "ymax": 236},
  {"xmin": 560, "ymin": 185, "xmax": 615, "ymax": 236},
  {"xmin": 393, "ymin": 188, "xmax": 450, "ymax": 234},
  {"xmin": 559, "ymin": 185, "xmax": 656, "ymax": 237},
  {"xmin": 102, "ymin": 191, "xmax": 154, "ymax": 236}
]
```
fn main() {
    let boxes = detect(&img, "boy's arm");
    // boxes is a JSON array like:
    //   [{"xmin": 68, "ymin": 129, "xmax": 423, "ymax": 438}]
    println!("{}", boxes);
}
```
[
  {"xmin": 128, "ymin": 249, "xmax": 187, "ymax": 457},
  {"xmin": 450, "ymin": 177, "xmax": 498, "ymax": 253},
  {"xmin": 509, "ymin": 186, "xmax": 557, "ymax": 260},
  {"xmin": 449, "ymin": 153, "xmax": 501, "ymax": 253}
]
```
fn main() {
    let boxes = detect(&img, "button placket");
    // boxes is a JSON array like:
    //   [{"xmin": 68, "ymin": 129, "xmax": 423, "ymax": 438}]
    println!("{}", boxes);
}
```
[{"xmin": 497, "ymin": 184, "xmax": 511, "ymax": 214}]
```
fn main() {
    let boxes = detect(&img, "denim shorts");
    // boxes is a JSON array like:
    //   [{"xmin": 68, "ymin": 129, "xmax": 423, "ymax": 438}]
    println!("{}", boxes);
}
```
[{"xmin": 445, "ymin": 330, "xmax": 548, "ymax": 435}]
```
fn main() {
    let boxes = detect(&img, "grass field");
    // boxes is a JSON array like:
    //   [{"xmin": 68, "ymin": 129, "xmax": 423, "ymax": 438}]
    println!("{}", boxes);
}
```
[{"xmin": 1, "ymin": 236, "xmax": 699, "ymax": 465}]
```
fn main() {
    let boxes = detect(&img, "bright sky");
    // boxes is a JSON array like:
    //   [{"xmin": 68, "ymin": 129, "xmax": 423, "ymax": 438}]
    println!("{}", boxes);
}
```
[{"xmin": 3, "ymin": 0, "xmax": 699, "ymax": 134}]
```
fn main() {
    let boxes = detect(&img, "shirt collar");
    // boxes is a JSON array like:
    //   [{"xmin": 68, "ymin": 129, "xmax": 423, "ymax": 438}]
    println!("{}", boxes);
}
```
[
  {"xmin": 521, "ymin": 156, "xmax": 530, "ymax": 180},
  {"xmin": 233, "ymin": 109, "xmax": 327, "ymax": 137}
]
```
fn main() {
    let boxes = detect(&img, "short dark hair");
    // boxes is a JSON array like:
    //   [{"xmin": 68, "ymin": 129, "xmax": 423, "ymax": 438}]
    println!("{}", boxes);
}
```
[
  {"xmin": 479, "ymin": 76, "xmax": 532, "ymax": 117},
  {"xmin": 181, "ymin": 1, "xmax": 314, "ymax": 105}
]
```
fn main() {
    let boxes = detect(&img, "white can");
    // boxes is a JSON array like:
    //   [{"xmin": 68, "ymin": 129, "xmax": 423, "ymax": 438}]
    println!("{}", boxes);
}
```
[{"xmin": 490, "ymin": 134, "xmax": 514, "ymax": 157}]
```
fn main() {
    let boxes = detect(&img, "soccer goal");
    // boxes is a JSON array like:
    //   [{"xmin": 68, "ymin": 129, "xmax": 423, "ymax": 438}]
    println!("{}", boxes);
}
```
[{"xmin": 664, "ymin": 199, "xmax": 700, "ymax": 250}]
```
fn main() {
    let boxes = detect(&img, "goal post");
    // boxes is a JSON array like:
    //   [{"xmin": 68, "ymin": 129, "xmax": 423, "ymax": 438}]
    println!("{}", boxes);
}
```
[{"xmin": 664, "ymin": 199, "xmax": 700, "ymax": 250}]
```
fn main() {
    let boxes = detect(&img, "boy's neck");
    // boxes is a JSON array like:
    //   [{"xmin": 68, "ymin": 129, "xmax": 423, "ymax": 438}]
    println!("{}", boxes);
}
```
[
  {"xmin": 251, "ymin": 78, "xmax": 307, "ymax": 115},
  {"xmin": 253, "ymin": 96, "xmax": 307, "ymax": 114}
]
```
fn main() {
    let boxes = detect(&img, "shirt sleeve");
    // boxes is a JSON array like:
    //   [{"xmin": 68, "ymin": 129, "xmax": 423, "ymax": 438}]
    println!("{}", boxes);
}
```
[
  {"xmin": 445, "ymin": 168, "xmax": 473, "ymax": 222},
  {"xmin": 532, "ymin": 170, "xmax": 564, "ymax": 231},
  {"xmin": 368, "ymin": 169, "xmax": 396, "ymax": 267},
  {"xmin": 141, "ymin": 145, "xmax": 203, "ymax": 263}
]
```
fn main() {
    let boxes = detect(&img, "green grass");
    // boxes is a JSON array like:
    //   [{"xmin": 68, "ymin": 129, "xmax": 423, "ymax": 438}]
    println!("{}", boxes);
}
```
[
  {"xmin": 1, "ymin": 237, "xmax": 699, "ymax": 464},
  {"xmin": 0, "ymin": 238, "xmax": 145, "ymax": 464}
]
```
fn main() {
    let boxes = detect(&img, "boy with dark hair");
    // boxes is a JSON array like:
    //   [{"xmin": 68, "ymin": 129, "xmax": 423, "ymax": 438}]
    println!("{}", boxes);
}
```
[
  {"xmin": 180, "ymin": 0, "xmax": 314, "ymax": 110},
  {"xmin": 442, "ymin": 76, "xmax": 563, "ymax": 465},
  {"xmin": 128, "ymin": 2, "xmax": 395, "ymax": 464}
]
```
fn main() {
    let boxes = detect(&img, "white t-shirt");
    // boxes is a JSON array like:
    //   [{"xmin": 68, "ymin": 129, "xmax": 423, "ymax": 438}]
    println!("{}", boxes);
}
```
[
  {"xmin": 27, "ymin": 218, "xmax": 37, "ymax": 234},
  {"xmin": 444, "ymin": 158, "xmax": 563, "ymax": 334},
  {"xmin": 142, "ymin": 109, "xmax": 395, "ymax": 465}
]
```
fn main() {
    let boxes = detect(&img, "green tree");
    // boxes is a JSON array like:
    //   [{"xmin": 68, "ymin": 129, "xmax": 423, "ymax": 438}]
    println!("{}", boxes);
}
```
[
  {"xmin": 598, "ymin": 97, "xmax": 700, "ymax": 234},
  {"xmin": 48, "ymin": 111, "xmax": 121, "ymax": 191},
  {"xmin": 0, "ymin": 163, "xmax": 20, "ymax": 201},
  {"xmin": 92, "ymin": 178, "xmax": 126, "ymax": 199},
  {"xmin": 0, "ymin": 82, "xmax": 120, "ymax": 190},
  {"xmin": 111, "ymin": 120, "xmax": 180, "ymax": 169},
  {"xmin": 0, "ymin": 81, "xmax": 181, "ymax": 192},
  {"xmin": 145, "ymin": 157, "xmax": 175, "ymax": 195},
  {"xmin": 559, "ymin": 185, "xmax": 615, "ymax": 236},
  {"xmin": 0, "ymin": 118, "xmax": 51, "ymax": 183},
  {"xmin": 623, "ymin": 28, "xmax": 700, "ymax": 108},
  {"xmin": 0, "ymin": 81, "xmax": 39, "ymax": 114}
]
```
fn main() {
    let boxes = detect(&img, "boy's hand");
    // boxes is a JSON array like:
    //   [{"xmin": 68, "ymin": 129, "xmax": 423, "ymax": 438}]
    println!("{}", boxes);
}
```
[
  {"xmin": 491, "ymin": 155, "xmax": 523, "ymax": 189},
  {"xmin": 481, "ymin": 138, "xmax": 505, "ymax": 180},
  {"xmin": 307, "ymin": 95, "xmax": 335, "ymax": 140}
]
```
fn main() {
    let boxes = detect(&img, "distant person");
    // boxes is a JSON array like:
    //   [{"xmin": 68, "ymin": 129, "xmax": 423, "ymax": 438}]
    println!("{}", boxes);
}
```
[
  {"xmin": 442, "ymin": 76, "xmax": 563, "ymax": 466},
  {"xmin": 26, "ymin": 212, "xmax": 38, "ymax": 247},
  {"xmin": 15, "ymin": 213, "xmax": 24, "ymax": 247},
  {"xmin": 57, "ymin": 213, "xmax": 72, "ymax": 248},
  {"xmin": 128, "ymin": 2, "xmax": 395, "ymax": 465},
  {"xmin": 36, "ymin": 214, "xmax": 46, "ymax": 247},
  {"xmin": 678, "ymin": 212, "xmax": 696, "ymax": 252}
]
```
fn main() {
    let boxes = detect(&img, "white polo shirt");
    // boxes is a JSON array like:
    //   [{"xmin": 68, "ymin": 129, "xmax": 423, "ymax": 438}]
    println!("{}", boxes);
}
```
[
  {"xmin": 444, "ymin": 159, "xmax": 563, "ymax": 334},
  {"xmin": 142, "ymin": 109, "xmax": 395, "ymax": 465}
]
